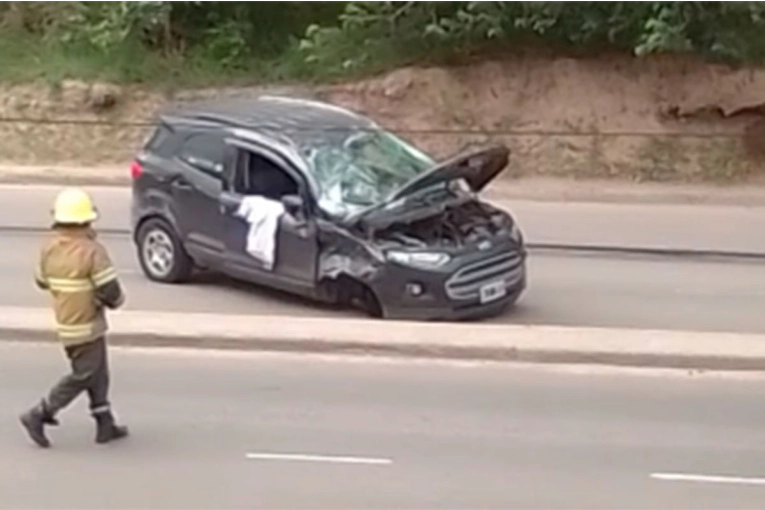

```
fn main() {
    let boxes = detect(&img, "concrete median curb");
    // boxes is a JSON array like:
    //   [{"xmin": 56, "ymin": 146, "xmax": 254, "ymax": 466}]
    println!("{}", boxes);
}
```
[{"xmin": 2, "ymin": 306, "xmax": 765, "ymax": 370}]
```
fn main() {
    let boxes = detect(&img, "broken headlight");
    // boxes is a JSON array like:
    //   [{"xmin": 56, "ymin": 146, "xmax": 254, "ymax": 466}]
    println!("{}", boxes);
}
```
[{"xmin": 386, "ymin": 251, "xmax": 451, "ymax": 268}]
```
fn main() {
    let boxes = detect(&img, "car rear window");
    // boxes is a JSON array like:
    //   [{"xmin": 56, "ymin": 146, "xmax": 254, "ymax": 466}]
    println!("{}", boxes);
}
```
[{"xmin": 143, "ymin": 123, "xmax": 175, "ymax": 156}]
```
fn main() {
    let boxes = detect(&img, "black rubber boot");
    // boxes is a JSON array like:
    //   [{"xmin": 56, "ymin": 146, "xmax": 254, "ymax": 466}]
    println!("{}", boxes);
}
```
[
  {"xmin": 94, "ymin": 412, "xmax": 129, "ymax": 444},
  {"xmin": 20, "ymin": 401, "xmax": 56, "ymax": 448}
]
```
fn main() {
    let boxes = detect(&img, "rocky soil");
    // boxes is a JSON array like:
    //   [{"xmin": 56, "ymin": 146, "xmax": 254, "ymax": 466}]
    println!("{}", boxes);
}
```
[{"xmin": 1, "ymin": 53, "xmax": 764, "ymax": 184}]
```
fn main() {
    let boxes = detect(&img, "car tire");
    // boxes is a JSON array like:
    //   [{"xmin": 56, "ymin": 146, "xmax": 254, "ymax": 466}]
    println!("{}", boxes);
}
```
[
  {"xmin": 360, "ymin": 284, "xmax": 383, "ymax": 319},
  {"xmin": 136, "ymin": 218, "xmax": 193, "ymax": 284},
  {"xmin": 331, "ymin": 276, "xmax": 383, "ymax": 319}
]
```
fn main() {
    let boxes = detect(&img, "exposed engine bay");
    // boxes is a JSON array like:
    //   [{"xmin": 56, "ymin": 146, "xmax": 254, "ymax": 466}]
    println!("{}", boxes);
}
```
[{"xmin": 370, "ymin": 200, "xmax": 512, "ymax": 249}]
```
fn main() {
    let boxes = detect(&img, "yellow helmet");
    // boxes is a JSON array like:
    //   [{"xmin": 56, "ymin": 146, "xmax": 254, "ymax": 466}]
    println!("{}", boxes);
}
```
[{"xmin": 52, "ymin": 188, "xmax": 99, "ymax": 224}]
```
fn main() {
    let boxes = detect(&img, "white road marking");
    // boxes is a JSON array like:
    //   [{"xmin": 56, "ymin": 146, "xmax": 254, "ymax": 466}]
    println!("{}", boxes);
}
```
[
  {"xmin": 652, "ymin": 472, "xmax": 765, "ymax": 486},
  {"xmin": 246, "ymin": 452, "xmax": 392, "ymax": 465}
]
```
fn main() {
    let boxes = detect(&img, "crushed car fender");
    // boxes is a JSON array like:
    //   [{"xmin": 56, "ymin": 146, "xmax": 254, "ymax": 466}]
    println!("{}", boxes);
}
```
[{"xmin": 317, "ymin": 222, "xmax": 384, "ymax": 286}]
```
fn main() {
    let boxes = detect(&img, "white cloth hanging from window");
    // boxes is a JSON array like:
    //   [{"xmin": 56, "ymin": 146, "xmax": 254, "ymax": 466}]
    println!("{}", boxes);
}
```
[{"xmin": 235, "ymin": 196, "xmax": 285, "ymax": 271}]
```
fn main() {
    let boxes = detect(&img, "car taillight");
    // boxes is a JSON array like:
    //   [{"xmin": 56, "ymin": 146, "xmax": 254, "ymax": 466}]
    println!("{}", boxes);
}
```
[{"xmin": 130, "ymin": 160, "xmax": 143, "ymax": 179}]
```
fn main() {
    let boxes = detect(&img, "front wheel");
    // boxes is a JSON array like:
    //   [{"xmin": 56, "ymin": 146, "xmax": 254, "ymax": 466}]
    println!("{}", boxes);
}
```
[
  {"xmin": 332, "ymin": 276, "xmax": 383, "ymax": 318},
  {"xmin": 136, "ymin": 218, "xmax": 193, "ymax": 283}
]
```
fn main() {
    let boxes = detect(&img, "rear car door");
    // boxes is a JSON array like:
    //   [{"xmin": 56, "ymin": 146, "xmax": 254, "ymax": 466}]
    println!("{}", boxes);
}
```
[
  {"xmin": 171, "ymin": 131, "xmax": 227, "ymax": 267},
  {"xmin": 219, "ymin": 143, "xmax": 319, "ymax": 294}
]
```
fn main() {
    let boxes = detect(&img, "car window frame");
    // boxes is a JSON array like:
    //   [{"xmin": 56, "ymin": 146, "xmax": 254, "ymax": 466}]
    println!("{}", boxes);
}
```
[{"xmin": 225, "ymin": 141, "xmax": 314, "ymax": 212}]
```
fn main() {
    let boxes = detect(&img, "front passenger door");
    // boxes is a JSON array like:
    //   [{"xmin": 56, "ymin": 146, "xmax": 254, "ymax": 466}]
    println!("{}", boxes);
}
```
[
  {"xmin": 219, "ymin": 145, "xmax": 319, "ymax": 294},
  {"xmin": 274, "ymin": 195, "xmax": 319, "ymax": 284}
]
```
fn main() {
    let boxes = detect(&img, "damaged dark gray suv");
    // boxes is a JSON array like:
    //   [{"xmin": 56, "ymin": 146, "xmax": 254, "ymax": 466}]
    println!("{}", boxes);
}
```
[{"xmin": 130, "ymin": 95, "xmax": 527, "ymax": 320}]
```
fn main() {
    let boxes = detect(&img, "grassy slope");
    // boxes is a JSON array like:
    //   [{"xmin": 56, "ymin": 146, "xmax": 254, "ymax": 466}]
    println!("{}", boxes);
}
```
[
  {"xmin": 0, "ymin": 27, "xmax": 460, "ymax": 89},
  {"xmin": 0, "ymin": 33, "xmax": 314, "ymax": 88}
]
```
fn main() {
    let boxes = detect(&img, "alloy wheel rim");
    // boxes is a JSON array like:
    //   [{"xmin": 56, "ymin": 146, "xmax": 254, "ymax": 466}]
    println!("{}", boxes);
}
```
[{"xmin": 143, "ymin": 229, "xmax": 175, "ymax": 278}]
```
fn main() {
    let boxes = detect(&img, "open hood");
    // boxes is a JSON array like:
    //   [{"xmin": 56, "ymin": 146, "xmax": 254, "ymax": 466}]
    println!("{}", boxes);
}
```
[
  {"xmin": 390, "ymin": 144, "xmax": 510, "ymax": 201},
  {"xmin": 351, "ymin": 144, "xmax": 510, "ymax": 226}
]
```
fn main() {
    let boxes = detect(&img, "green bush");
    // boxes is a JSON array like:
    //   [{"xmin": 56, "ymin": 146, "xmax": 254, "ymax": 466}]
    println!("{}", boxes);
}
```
[
  {"xmin": 298, "ymin": 1, "xmax": 765, "ymax": 72},
  {"xmin": 1, "ymin": 1, "xmax": 765, "ymax": 86}
]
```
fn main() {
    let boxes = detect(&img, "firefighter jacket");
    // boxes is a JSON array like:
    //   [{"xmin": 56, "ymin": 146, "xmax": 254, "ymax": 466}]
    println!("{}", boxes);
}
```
[{"xmin": 34, "ymin": 226, "xmax": 125, "ymax": 347}]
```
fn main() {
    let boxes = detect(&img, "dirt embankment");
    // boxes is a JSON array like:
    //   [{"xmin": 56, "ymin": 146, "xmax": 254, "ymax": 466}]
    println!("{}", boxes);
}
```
[{"xmin": 1, "ymin": 53, "xmax": 764, "ymax": 183}]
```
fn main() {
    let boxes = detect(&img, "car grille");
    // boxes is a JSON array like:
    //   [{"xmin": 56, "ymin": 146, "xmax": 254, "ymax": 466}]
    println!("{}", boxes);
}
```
[{"xmin": 445, "ymin": 251, "xmax": 524, "ymax": 300}]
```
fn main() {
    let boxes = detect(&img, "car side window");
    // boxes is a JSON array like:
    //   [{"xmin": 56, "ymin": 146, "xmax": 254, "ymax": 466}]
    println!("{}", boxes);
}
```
[
  {"xmin": 233, "ymin": 150, "xmax": 299, "ymax": 202},
  {"xmin": 178, "ymin": 133, "xmax": 225, "ymax": 177}
]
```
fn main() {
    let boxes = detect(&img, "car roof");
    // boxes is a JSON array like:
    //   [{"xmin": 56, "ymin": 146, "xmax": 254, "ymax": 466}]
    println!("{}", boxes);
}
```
[{"xmin": 161, "ymin": 95, "xmax": 379, "ymax": 146}]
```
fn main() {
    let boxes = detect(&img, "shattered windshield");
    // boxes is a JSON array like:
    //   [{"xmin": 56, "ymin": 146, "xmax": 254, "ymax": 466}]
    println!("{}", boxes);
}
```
[{"xmin": 300, "ymin": 130, "xmax": 436, "ymax": 217}]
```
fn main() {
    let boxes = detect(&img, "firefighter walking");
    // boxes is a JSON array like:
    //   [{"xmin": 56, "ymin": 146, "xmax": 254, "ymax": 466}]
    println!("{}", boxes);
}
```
[{"xmin": 20, "ymin": 188, "xmax": 129, "ymax": 448}]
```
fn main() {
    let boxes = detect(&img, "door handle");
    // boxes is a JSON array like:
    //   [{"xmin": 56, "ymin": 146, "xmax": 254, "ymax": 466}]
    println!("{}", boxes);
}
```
[{"xmin": 171, "ymin": 179, "xmax": 192, "ymax": 191}]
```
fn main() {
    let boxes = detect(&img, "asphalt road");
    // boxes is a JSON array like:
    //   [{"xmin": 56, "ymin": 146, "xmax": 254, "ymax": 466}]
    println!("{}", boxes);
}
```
[
  {"xmin": 4, "ymin": 230, "xmax": 765, "ymax": 333},
  {"xmin": 4, "ymin": 343, "xmax": 765, "ymax": 509}
]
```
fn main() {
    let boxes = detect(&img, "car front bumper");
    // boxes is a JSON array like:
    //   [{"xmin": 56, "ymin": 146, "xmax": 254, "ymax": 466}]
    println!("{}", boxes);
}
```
[{"xmin": 374, "ymin": 251, "xmax": 527, "ymax": 322}]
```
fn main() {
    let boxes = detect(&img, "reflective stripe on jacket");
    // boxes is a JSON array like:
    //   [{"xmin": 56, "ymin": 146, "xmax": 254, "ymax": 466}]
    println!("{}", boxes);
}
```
[{"xmin": 35, "ymin": 227, "xmax": 125, "ymax": 347}]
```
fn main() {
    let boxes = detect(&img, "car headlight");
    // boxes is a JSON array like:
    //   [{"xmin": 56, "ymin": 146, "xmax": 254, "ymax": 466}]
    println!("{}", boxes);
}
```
[{"xmin": 386, "ymin": 251, "xmax": 451, "ymax": 268}]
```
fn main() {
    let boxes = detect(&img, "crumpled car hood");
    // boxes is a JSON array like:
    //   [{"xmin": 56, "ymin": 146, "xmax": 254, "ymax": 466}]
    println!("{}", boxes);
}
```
[
  {"xmin": 389, "ymin": 144, "xmax": 509, "ymax": 200},
  {"xmin": 350, "ymin": 144, "xmax": 510, "ymax": 227}
]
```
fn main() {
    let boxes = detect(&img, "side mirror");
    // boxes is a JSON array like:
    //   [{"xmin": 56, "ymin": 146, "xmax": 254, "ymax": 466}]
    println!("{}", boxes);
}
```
[{"xmin": 281, "ymin": 194, "xmax": 304, "ymax": 218}]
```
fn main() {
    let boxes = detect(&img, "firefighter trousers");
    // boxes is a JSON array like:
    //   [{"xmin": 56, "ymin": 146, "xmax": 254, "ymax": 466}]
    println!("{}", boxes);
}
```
[{"xmin": 45, "ymin": 336, "xmax": 112, "ymax": 417}]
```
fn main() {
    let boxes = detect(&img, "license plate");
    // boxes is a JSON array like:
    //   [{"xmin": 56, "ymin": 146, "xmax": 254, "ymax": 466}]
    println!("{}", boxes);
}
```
[{"xmin": 479, "ymin": 280, "xmax": 507, "ymax": 303}]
